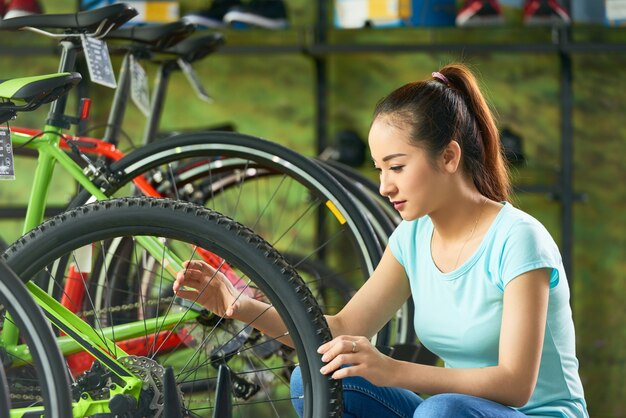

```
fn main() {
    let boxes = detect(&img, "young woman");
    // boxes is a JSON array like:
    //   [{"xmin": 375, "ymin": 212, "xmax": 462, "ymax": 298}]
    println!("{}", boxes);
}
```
[{"xmin": 173, "ymin": 63, "xmax": 588, "ymax": 417}]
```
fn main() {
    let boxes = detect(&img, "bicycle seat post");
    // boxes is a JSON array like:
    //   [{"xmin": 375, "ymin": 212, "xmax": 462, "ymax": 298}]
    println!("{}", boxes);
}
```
[
  {"xmin": 47, "ymin": 40, "xmax": 80, "ymax": 129},
  {"xmin": 142, "ymin": 61, "xmax": 174, "ymax": 146},
  {"xmin": 102, "ymin": 51, "xmax": 133, "ymax": 146}
]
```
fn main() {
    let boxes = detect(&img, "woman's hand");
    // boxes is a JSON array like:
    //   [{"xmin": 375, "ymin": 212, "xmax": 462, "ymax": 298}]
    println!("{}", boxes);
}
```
[
  {"xmin": 318, "ymin": 336, "xmax": 397, "ymax": 387},
  {"xmin": 173, "ymin": 259, "xmax": 245, "ymax": 318}
]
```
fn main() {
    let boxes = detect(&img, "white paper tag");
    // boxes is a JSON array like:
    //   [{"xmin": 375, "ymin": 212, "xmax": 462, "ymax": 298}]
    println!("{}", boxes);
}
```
[
  {"xmin": 177, "ymin": 58, "xmax": 213, "ymax": 103},
  {"xmin": 130, "ymin": 55, "xmax": 151, "ymax": 117},
  {"xmin": 81, "ymin": 34, "xmax": 117, "ymax": 89},
  {"xmin": 0, "ymin": 127, "xmax": 15, "ymax": 180}
]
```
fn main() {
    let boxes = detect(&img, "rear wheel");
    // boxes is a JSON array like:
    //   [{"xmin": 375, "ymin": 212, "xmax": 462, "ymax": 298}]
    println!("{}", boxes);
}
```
[{"xmin": 70, "ymin": 132, "xmax": 396, "ymax": 344}]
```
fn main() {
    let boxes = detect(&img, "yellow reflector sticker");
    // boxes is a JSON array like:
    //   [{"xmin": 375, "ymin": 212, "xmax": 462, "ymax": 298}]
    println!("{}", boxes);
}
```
[{"xmin": 325, "ymin": 200, "xmax": 346, "ymax": 224}]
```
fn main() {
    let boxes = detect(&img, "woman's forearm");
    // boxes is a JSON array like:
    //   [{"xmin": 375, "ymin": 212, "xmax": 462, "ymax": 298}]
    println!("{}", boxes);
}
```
[
  {"xmin": 232, "ymin": 300, "xmax": 348, "ymax": 349},
  {"xmin": 233, "ymin": 296, "xmax": 294, "ymax": 347},
  {"xmin": 389, "ymin": 361, "xmax": 534, "ymax": 408}
]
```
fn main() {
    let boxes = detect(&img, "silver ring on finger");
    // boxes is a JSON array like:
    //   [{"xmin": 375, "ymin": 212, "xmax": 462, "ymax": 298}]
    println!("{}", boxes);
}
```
[{"xmin": 351, "ymin": 341, "xmax": 357, "ymax": 353}]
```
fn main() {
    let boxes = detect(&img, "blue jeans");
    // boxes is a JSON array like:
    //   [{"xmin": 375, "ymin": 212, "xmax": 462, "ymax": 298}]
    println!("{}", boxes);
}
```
[{"xmin": 290, "ymin": 366, "xmax": 528, "ymax": 418}]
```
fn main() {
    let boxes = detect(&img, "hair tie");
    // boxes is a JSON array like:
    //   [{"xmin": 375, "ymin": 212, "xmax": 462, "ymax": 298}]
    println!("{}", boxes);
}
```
[{"xmin": 432, "ymin": 71, "xmax": 449, "ymax": 86}]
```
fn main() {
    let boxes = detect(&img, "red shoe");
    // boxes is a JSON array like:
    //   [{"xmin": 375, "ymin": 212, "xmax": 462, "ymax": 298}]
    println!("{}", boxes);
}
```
[
  {"xmin": 523, "ymin": 0, "xmax": 570, "ymax": 26},
  {"xmin": 0, "ymin": 1, "xmax": 6, "ymax": 18},
  {"xmin": 3, "ymin": 0, "xmax": 42, "ymax": 19},
  {"xmin": 456, "ymin": 0, "xmax": 503, "ymax": 27}
]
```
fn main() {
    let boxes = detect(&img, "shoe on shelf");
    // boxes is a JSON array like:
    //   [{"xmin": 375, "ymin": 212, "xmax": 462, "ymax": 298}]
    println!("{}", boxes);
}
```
[
  {"xmin": 456, "ymin": 0, "xmax": 503, "ymax": 27},
  {"xmin": 523, "ymin": 0, "xmax": 570, "ymax": 26},
  {"xmin": 223, "ymin": 0, "xmax": 289, "ymax": 29},
  {"xmin": 3, "ymin": 0, "xmax": 43, "ymax": 19},
  {"xmin": 182, "ymin": 0, "xmax": 242, "ymax": 29}
]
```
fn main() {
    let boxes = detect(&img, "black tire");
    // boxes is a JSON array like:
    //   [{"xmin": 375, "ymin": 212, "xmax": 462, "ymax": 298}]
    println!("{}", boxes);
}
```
[
  {"xmin": 4, "ymin": 197, "xmax": 342, "ymax": 417},
  {"xmin": 282, "ymin": 252, "xmax": 355, "ymax": 315},
  {"xmin": 0, "ymin": 260, "xmax": 73, "ymax": 417},
  {"xmin": 0, "ymin": 237, "xmax": 8, "ymax": 253}
]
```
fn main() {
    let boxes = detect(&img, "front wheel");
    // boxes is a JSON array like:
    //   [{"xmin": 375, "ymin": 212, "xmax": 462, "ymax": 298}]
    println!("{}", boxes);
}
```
[{"xmin": 4, "ymin": 197, "xmax": 342, "ymax": 418}]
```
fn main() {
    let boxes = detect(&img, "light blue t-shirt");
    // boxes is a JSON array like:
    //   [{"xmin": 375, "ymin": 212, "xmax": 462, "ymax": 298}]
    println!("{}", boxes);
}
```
[{"xmin": 388, "ymin": 202, "xmax": 588, "ymax": 417}]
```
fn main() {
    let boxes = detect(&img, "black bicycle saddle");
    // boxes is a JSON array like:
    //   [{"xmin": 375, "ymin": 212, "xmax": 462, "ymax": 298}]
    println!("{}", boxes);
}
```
[
  {"xmin": 0, "ymin": 4, "xmax": 137, "ymax": 33},
  {"xmin": 160, "ymin": 32, "xmax": 225, "ymax": 63},
  {"xmin": 106, "ymin": 20, "xmax": 196, "ymax": 50}
]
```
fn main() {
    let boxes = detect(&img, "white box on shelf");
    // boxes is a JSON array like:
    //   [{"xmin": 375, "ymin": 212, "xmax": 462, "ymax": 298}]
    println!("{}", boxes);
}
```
[
  {"xmin": 81, "ymin": 0, "xmax": 179, "ymax": 24},
  {"xmin": 606, "ymin": 0, "xmax": 626, "ymax": 26},
  {"xmin": 334, "ymin": 0, "xmax": 410, "ymax": 28}
]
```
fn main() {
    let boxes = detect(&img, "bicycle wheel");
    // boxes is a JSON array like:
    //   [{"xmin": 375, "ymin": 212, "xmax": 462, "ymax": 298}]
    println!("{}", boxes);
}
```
[
  {"xmin": 4, "ymin": 197, "xmax": 342, "ymax": 417},
  {"xmin": 0, "ymin": 259, "xmax": 73, "ymax": 417},
  {"xmin": 69, "ymin": 132, "xmax": 398, "ymax": 345}
]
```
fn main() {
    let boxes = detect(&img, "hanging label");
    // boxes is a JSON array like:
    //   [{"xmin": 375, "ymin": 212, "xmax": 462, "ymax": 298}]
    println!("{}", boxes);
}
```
[
  {"xmin": 0, "ymin": 127, "xmax": 15, "ymax": 180},
  {"xmin": 177, "ymin": 58, "xmax": 213, "ymax": 103},
  {"xmin": 81, "ymin": 34, "xmax": 117, "ymax": 89},
  {"xmin": 130, "ymin": 55, "xmax": 151, "ymax": 117}
]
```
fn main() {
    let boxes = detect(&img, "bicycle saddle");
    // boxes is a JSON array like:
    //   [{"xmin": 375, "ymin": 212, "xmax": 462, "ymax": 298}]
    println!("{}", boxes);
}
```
[
  {"xmin": 0, "ymin": 72, "xmax": 81, "ymax": 123},
  {"xmin": 106, "ymin": 20, "xmax": 196, "ymax": 50},
  {"xmin": 0, "ymin": 4, "xmax": 137, "ymax": 34},
  {"xmin": 160, "ymin": 32, "xmax": 225, "ymax": 63}
]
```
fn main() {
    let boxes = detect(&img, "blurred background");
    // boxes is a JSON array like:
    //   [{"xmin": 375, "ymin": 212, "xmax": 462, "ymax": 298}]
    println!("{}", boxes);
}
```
[{"xmin": 0, "ymin": 0, "xmax": 624, "ymax": 416}]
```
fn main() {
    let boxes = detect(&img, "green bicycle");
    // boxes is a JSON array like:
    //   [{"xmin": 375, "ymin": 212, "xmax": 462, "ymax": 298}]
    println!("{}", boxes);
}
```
[{"xmin": 0, "ymin": 5, "xmax": 341, "ymax": 416}]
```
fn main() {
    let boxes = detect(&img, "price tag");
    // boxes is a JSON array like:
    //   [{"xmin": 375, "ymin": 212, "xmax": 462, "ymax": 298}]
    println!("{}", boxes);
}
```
[
  {"xmin": 177, "ymin": 58, "xmax": 213, "ymax": 103},
  {"xmin": 81, "ymin": 34, "xmax": 117, "ymax": 89},
  {"xmin": 0, "ymin": 127, "xmax": 15, "ymax": 180},
  {"xmin": 130, "ymin": 55, "xmax": 151, "ymax": 117}
]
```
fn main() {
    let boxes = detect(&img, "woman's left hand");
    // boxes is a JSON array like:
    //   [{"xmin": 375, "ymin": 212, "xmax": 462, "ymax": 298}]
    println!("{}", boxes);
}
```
[{"xmin": 318, "ymin": 335, "xmax": 396, "ymax": 387}]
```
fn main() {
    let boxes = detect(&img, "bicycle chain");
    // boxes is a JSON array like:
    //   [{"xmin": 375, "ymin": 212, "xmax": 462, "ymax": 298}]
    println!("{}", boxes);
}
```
[
  {"xmin": 9, "ymin": 392, "xmax": 43, "ymax": 402},
  {"xmin": 76, "ymin": 296, "xmax": 174, "ymax": 318}
]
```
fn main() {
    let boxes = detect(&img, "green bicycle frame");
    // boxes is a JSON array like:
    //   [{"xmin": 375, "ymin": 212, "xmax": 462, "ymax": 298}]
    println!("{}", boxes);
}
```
[
  {"xmin": 17, "ymin": 126, "xmax": 107, "ymax": 233},
  {"xmin": 3, "ymin": 126, "xmax": 196, "ymax": 416}
]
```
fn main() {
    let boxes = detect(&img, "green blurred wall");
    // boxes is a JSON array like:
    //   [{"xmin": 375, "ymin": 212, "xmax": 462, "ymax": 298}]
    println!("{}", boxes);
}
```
[{"xmin": 0, "ymin": 1, "xmax": 624, "ymax": 416}]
